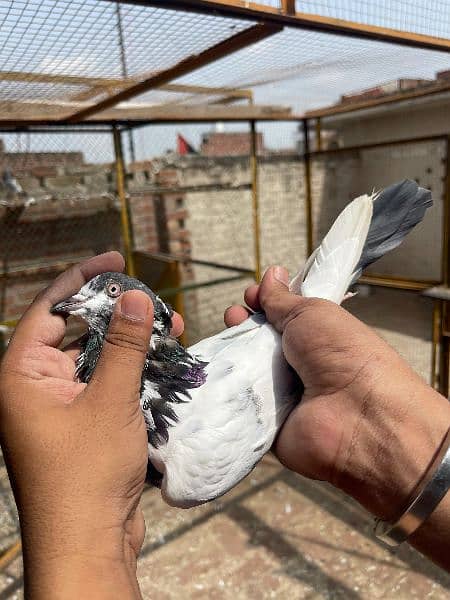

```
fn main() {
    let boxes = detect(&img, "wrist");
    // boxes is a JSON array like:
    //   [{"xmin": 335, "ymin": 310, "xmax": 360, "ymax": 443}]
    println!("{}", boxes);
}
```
[
  {"xmin": 334, "ymin": 371, "xmax": 450, "ymax": 521},
  {"xmin": 23, "ymin": 552, "xmax": 140, "ymax": 600}
]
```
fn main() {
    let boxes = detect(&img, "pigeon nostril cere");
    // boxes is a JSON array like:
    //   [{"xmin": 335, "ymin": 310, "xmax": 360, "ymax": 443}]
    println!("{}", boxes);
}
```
[{"xmin": 119, "ymin": 291, "xmax": 149, "ymax": 321}]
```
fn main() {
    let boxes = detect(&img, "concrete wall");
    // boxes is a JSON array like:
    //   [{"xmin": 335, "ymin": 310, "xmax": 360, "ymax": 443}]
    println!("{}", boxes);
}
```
[{"xmin": 177, "ymin": 154, "xmax": 306, "ymax": 341}]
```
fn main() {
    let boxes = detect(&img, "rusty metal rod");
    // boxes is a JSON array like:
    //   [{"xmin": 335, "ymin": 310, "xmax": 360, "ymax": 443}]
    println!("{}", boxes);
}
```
[
  {"xmin": 431, "ymin": 301, "xmax": 442, "ymax": 389},
  {"xmin": 302, "ymin": 118, "xmax": 314, "ymax": 256},
  {"xmin": 113, "ymin": 126, "xmax": 136, "ymax": 277},
  {"xmin": 308, "ymin": 133, "xmax": 448, "ymax": 157},
  {"xmin": 0, "ymin": 539, "xmax": 21, "ymax": 572},
  {"xmin": 359, "ymin": 275, "xmax": 438, "ymax": 291},
  {"xmin": 250, "ymin": 120, "xmax": 262, "ymax": 282},
  {"xmin": 315, "ymin": 117, "xmax": 322, "ymax": 151},
  {"xmin": 440, "ymin": 138, "xmax": 450, "ymax": 396}
]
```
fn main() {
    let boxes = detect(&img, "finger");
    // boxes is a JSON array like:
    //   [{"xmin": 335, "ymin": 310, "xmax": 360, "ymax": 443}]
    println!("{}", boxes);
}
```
[
  {"xmin": 11, "ymin": 252, "xmax": 125, "ymax": 349},
  {"xmin": 244, "ymin": 284, "xmax": 261, "ymax": 312},
  {"xmin": 87, "ymin": 290, "xmax": 153, "ymax": 412},
  {"xmin": 258, "ymin": 266, "xmax": 306, "ymax": 333},
  {"xmin": 224, "ymin": 305, "xmax": 252, "ymax": 327},
  {"xmin": 170, "ymin": 312, "xmax": 184, "ymax": 338}
]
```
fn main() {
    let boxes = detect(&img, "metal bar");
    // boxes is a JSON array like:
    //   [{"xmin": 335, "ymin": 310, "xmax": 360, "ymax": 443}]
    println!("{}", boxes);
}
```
[
  {"xmin": 0, "ymin": 70, "xmax": 127, "ymax": 87},
  {"xmin": 309, "ymin": 133, "xmax": 448, "ymax": 157},
  {"xmin": 129, "ymin": 183, "xmax": 252, "ymax": 194},
  {"xmin": 250, "ymin": 120, "xmax": 262, "ymax": 281},
  {"xmin": 315, "ymin": 117, "xmax": 322, "ymax": 151},
  {"xmin": 440, "ymin": 137, "xmax": 450, "ymax": 396},
  {"xmin": 359, "ymin": 274, "xmax": 438, "ymax": 291},
  {"xmin": 281, "ymin": 0, "xmax": 295, "ymax": 15},
  {"xmin": 431, "ymin": 301, "xmax": 442, "ymax": 390},
  {"xmin": 0, "ymin": 108, "xmax": 296, "ymax": 128},
  {"xmin": 306, "ymin": 81, "xmax": 450, "ymax": 119},
  {"xmin": 134, "ymin": 251, "xmax": 255, "ymax": 275},
  {"xmin": 0, "ymin": 540, "xmax": 21, "ymax": 572},
  {"xmin": 159, "ymin": 273, "xmax": 251, "ymax": 297},
  {"xmin": 113, "ymin": 127, "xmax": 136, "ymax": 277},
  {"xmin": 0, "ymin": 127, "xmax": 114, "ymax": 134},
  {"xmin": 102, "ymin": 0, "xmax": 450, "ymax": 52},
  {"xmin": 65, "ymin": 23, "xmax": 282, "ymax": 122},
  {"xmin": 302, "ymin": 118, "xmax": 314, "ymax": 256}
]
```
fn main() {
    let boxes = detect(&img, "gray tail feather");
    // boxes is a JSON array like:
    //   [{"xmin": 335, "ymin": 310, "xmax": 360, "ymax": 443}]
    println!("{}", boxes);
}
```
[{"xmin": 351, "ymin": 179, "xmax": 432, "ymax": 283}]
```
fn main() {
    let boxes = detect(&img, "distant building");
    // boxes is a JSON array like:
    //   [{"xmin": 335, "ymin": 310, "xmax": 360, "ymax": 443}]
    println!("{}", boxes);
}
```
[{"xmin": 200, "ymin": 131, "xmax": 265, "ymax": 156}]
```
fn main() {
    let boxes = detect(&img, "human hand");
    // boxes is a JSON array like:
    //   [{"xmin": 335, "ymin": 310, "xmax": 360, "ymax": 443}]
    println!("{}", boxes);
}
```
[
  {"xmin": 0, "ymin": 252, "xmax": 183, "ymax": 598},
  {"xmin": 225, "ymin": 266, "xmax": 450, "ymax": 523}
]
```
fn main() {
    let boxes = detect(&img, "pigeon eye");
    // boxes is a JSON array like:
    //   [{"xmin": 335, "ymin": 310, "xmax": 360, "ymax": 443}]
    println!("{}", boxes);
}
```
[{"xmin": 106, "ymin": 282, "xmax": 122, "ymax": 298}]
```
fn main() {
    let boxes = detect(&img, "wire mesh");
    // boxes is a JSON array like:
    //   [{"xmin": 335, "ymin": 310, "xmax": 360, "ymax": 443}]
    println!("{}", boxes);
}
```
[
  {"xmin": 0, "ymin": 128, "xmax": 121, "ymax": 339},
  {"xmin": 294, "ymin": 0, "xmax": 450, "ymax": 39},
  {"xmin": 0, "ymin": 0, "xmax": 251, "ymax": 120},
  {"xmin": 175, "ymin": 26, "xmax": 450, "ymax": 115},
  {"xmin": 2, "ymin": 1, "xmax": 450, "ymax": 123}
]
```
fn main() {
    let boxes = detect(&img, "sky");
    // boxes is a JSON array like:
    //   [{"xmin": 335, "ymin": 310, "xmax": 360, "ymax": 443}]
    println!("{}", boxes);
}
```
[{"xmin": 1, "ymin": 0, "xmax": 450, "ymax": 161}]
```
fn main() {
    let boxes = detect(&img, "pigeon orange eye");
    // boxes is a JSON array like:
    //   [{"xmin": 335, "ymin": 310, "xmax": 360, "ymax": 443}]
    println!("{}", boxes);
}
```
[{"xmin": 106, "ymin": 282, "xmax": 122, "ymax": 298}]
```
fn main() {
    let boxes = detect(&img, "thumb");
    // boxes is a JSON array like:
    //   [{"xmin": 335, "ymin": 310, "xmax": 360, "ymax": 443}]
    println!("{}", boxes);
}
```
[
  {"xmin": 259, "ymin": 266, "xmax": 308, "ymax": 333},
  {"xmin": 88, "ymin": 290, "xmax": 153, "ymax": 408}
]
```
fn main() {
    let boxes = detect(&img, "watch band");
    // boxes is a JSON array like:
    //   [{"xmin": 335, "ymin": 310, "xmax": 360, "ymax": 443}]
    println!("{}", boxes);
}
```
[{"xmin": 374, "ymin": 427, "xmax": 450, "ymax": 547}]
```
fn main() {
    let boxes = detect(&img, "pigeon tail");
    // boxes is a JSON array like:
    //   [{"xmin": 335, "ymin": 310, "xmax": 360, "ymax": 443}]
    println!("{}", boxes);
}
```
[
  {"xmin": 351, "ymin": 179, "xmax": 432, "ymax": 283},
  {"xmin": 290, "ymin": 179, "xmax": 432, "ymax": 304}
]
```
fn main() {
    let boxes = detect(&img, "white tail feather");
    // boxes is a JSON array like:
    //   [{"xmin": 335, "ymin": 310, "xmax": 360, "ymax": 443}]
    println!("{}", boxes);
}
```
[{"xmin": 290, "ymin": 193, "xmax": 374, "ymax": 304}]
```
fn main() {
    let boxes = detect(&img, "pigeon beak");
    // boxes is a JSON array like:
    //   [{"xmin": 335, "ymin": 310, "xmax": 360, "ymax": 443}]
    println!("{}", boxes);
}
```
[{"xmin": 50, "ymin": 293, "xmax": 88, "ymax": 315}]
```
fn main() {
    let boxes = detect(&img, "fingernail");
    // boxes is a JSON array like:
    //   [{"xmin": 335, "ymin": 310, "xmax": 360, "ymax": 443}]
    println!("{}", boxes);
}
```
[
  {"xmin": 119, "ymin": 291, "xmax": 149, "ymax": 321},
  {"xmin": 273, "ymin": 266, "xmax": 289, "ymax": 285}
]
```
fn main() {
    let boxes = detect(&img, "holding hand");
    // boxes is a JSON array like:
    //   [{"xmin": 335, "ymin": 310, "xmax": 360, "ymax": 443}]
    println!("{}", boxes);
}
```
[
  {"xmin": 226, "ymin": 266, "xmax": 450, "ymax": 569},
  {"xmin": 0, "ymin": 252, "xmax": 181, "ymax": 599}
]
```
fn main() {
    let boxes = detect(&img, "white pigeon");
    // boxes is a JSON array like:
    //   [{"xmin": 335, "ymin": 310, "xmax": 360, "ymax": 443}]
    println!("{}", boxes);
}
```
[{"xmin": 51, "ymin": 180, "xmax": 432, "ymax": 508}]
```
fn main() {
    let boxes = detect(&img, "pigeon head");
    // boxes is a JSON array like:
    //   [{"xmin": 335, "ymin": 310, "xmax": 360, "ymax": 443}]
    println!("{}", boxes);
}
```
[{"xmin": 51, "ymin": 272, "xmax": 173, "ymax": 336}]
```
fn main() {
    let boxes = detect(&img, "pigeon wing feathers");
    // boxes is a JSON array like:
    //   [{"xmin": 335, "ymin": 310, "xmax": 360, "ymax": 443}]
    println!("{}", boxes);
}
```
[{"xmin": 152, "ymin": 321, "xmax": 295, "ymax": 508}]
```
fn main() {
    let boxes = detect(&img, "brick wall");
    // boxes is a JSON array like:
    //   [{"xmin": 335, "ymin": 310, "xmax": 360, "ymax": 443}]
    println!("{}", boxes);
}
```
[{"xmin": 0, "ymin": 145, "xmax": 188, "ymax": 332}]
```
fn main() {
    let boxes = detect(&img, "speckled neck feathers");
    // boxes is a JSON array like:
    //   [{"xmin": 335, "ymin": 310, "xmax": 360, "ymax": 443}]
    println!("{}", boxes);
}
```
[{"xmin": 75, "ymin": 322, "xmax": 208, "ymax": 449}]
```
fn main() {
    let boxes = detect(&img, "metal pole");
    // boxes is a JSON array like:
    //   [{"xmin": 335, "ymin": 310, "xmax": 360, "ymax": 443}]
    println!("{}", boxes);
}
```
[
  {"xmin": 431, "ymin": 301, "xmax": 442, "ymax": 390},
  {"xmin": 302, "ymin": 118, "xmax": 314, "ymax": 256},
  {"xmin": 250, "ymin": 120, "xmax": 262, "ymax": 282},
  {"xmin": 113, "ymin": 126, "xmax": 136, "ymax": 277},
  {"xmin": 440, "ymin": 137, "xmax": 450, "ymax": 396},
  {"xmin": 315, "ymin": 117, "xmax": 322, "ymax": 151}
]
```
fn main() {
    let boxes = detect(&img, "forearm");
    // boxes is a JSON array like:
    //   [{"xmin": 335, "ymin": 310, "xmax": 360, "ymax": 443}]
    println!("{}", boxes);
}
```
[{"xmin": 337, "ymin": 375, "xmax": 450, "ymax": 569}]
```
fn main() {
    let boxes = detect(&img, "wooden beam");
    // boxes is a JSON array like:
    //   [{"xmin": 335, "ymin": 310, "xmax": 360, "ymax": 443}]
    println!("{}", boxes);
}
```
[
  {"xmin": 65, "ymin": 23, "xmax": 282, "ymax": 122},
  {"xmin": 281, "ymin": 0, "xmax": 295, "ymax": 16},
  {"xmin": 70, "ymin": 80, "xmax": 252, "ymax": 103},
  {"xmin": 0, "ymin": 70, "xmax": 252, "ymax": 102},
  {"xmin": 0, "ymin": 70, "xmax": 127, "ymax": 87},
  {"xmin": 0, "ymin": 100, "xmax": 292, "ymax": 123},
  {"xmin": 101, "ymin": 0, "xmax": 450, "ymax": 53},
  {"xmin": 306, "ymin": 80, "xmax": 450, "ymax": 119}
]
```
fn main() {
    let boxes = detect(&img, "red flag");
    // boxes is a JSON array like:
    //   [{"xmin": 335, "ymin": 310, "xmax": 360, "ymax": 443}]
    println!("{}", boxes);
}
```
[{"xmin": 177, "ymin": 134, "xmax": 196, "ymax": 155}]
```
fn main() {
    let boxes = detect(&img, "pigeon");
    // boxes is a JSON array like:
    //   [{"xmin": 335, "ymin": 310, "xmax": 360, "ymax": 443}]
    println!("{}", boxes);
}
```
[
  {"xmin": 51, "ymin": 180, "xmax": 432, "ymax": 508},
  {"xmin": 1, "ymin": 169, "xmax": 23, "ymax": 197}
]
